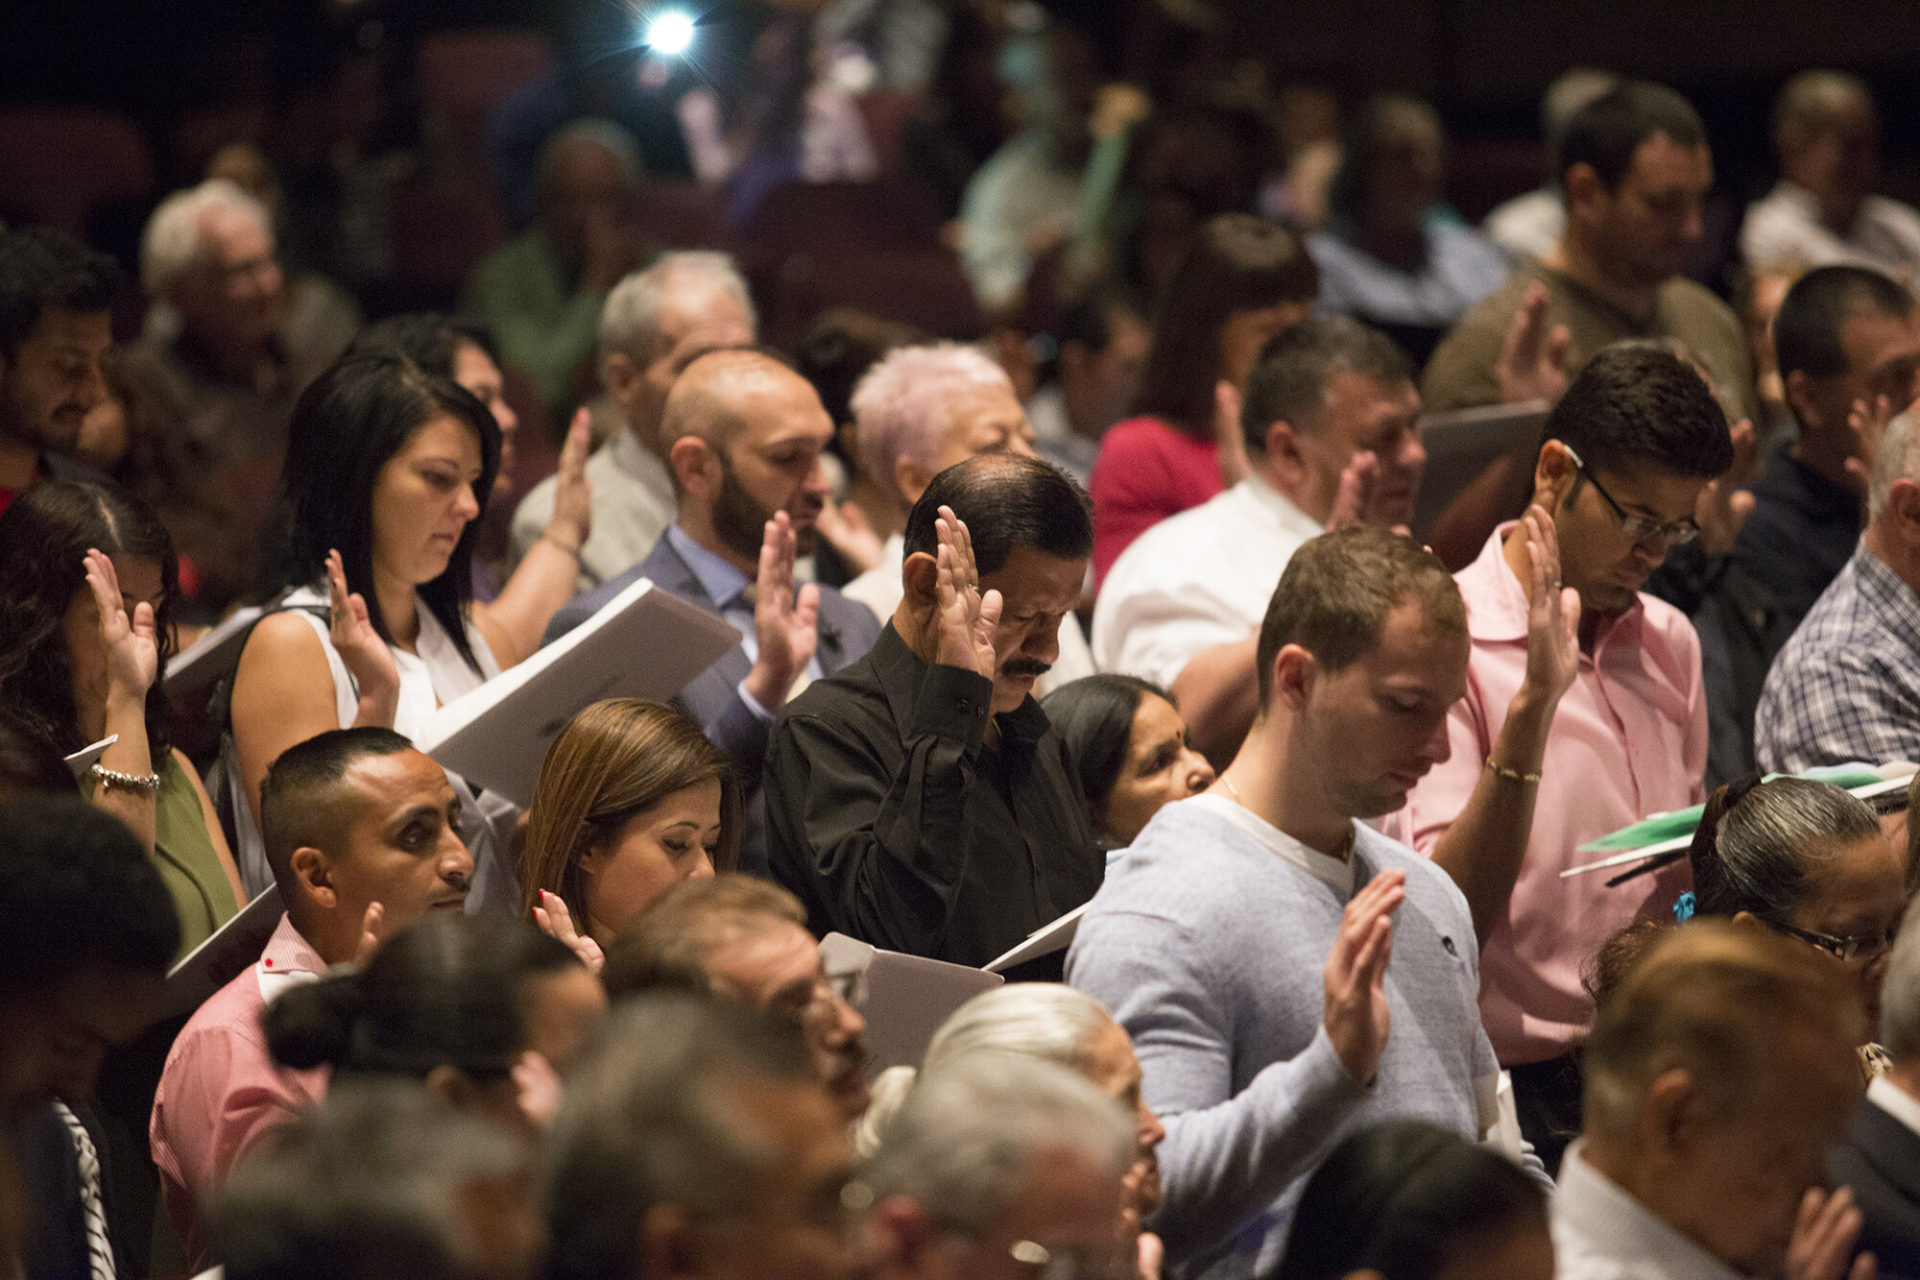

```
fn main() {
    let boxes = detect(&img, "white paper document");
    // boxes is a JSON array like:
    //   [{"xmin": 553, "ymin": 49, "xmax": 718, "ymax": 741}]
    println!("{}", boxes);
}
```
[
  {"xmin": 164, "ymin": 884, "xmax": 284, "ymax": 1020},
  {"xmin": 819, "ymin": 933, "xmax": 1004, "ymax": 1071},
  {"xmin": 417, "ymin": 577, "xmax": 739, "ymax": 807},
  {"xmin": 984, "ymin": 902, "xmax": 1088, "ymax": 974},
  {"xmin": 163, "ymin": 603, "xmax": 268, "ymax": 698},
  {"xmin": 63, "ymin": 736, "xmax": 117, "ymax": 778}
]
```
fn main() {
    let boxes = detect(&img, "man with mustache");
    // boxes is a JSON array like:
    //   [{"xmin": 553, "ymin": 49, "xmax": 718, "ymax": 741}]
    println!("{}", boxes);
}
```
[
  {"xmin": 1390, "ymin": 344, "xmax": 1731, "ymax": 1174},
  {"xmin": 602, "ymin": 875, "xmax": 873, "ymax": 1123},
  {"xmin": 1070, "ymin": 525, "xmax": 1547, "ymax": 1280},
  {"xmin": 546, "ymin": 348, "xmax": 882, "ymax": 875},
  {"xmin": 1092, "ymin": 316, "xmax": 1426, "ymax": 767},
  {"xmin": 766, "ymin": 453, "xmax": 1101, "ymax": 970},
  {"xmin": 152, "ymin": 727, "xmax": 476, "ymax": 1266}
]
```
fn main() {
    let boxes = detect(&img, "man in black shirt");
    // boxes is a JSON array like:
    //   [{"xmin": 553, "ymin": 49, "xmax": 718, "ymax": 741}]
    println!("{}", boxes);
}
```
[{"xmin": 765, "ymin": 453, "xmax": 1100, "ymax": 969}]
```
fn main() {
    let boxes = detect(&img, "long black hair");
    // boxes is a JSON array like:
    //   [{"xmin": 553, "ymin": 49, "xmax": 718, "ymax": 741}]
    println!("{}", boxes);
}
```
[
  {"xmin": 264, "ymin": 911, "xmax": 580, "ymax": 1082},
  {"xmin": 0, "ymin": 480, "xmax": 179, "ymax": 764},
  {"xmin": 257, "ymin": 352, "xmax": 501, "ymax": 673},
  {"xmin": 1275, "ymin": 1120, "xmax": 1546, "ymax": 1280},
  {"xmin": 1041, "ymin": 673, "xmax": 1171, "ymax": 837}
]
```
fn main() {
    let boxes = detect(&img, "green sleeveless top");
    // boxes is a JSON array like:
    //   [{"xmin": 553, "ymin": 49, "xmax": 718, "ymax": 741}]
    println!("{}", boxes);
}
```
[{"xmin": 83, "ymin": 755, "xmax": 240, "ymax": 960}]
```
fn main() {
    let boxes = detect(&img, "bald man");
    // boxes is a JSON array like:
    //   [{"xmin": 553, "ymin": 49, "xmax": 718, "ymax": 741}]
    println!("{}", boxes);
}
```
[{"xmin": 545, "ymin": 349, "xmax": 883, "ymax": 875}]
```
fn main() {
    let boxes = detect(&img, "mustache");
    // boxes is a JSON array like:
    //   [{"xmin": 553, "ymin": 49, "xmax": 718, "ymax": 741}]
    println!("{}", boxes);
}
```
[{"xmin": 1002, "ymin": 658, "xmax": 1052, "ymax": 679}]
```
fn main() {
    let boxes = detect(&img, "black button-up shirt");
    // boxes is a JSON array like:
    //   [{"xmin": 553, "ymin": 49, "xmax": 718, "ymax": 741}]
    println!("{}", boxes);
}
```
[{"xmin": 765, "ymin": 624, "xmax": 1101, "ymax": 968}]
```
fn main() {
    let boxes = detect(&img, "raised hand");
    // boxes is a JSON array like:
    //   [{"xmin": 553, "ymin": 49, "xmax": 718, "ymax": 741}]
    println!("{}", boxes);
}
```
[
  {"xmin": 742, "ymin": 512, "xmax": 821, "ymax": 715},
  {"xmin": 1694, "ymin": 417, "xmax": 1757, "ymax": 556},
  {"xmin": 1212, "ymin": 379, "xmax": 1252, "ymax": 488},
  {"xmin": 1326, "ymin": 450, "xmax": 1382, "ymax": 531},
  {"xmin": 545, "ymin": 407, "xmax": 593, "ymax": 555},
  {"xmin": 1496, "ymin": 281, "xmax": 1570, "ymax": 407},
  {"xmin": 815, "ymin": 499, "xmax": 886, "ymax": 576},
  {"xmin": 84, "ymin": 549, "xmax": 158, "ymax": 703},
  {"xmin": 932, "ymin": 505, "xmax": 1002, "ymax": 680},
  {"xmin": 1323, "ymin": 869, "xmax": 1405, "ymax": 1086},
  {"xmin": 1846, "ymin": 393, "xmax": 1897, "ymax": 494},
  {"xmin": 352, "ymin": 901, "xmax": 385, "ymax": 967},
  {"xmin": 1785, "ymin": 1187, "xmax": 1875, "ymax": 1280},
  {"xmin": 327, "ymin": 549, "xmax": 399, "ymax": 718},
  {"xmin": 534, "ymin": 889, "xmax": 606, "ymax": 974},
  {"xmin": 1520, "ymin": 504, "xmax": 1580, "ymax": 707}
]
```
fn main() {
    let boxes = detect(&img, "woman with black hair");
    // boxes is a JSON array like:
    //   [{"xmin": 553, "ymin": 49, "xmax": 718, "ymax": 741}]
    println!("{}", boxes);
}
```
[
  {"xmin": 1679, "ymin": 774, "xmax": 1906, "ymax": 1058},
  {"xmin": 228, "ymin": 352, "xmax": 580, "ymax": 909},
  {"xmin": 0, "ymin": 480, "xmax": 242, "ymax": 955},
  {"xmin": 264, "ymin": 912, "xmax": 606, "ymax": 1134},
  {"xmin": 1041, "ymin": 673, "xmax": 1213, "ymax": 853},
  {"xmin": 1273, "ymin": 1121, "xmax": 1552, "ymax": 1280}
]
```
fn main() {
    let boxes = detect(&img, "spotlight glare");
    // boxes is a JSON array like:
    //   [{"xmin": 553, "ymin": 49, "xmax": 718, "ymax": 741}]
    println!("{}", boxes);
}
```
[{"xmin": 644, "ymin": 10, "xmax": 697, "ymax": 57}]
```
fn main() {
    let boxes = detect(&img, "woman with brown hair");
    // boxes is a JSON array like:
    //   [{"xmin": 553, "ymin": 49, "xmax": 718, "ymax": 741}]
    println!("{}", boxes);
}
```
[{"xmin": 520, "ymin": 698, "xmax": 738, "ymax": 964}]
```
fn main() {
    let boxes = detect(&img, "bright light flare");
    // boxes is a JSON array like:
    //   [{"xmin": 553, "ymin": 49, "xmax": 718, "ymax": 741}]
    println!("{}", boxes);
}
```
[{"xmin": 643, "ymin": 9, "xmax": 697, "ymax": 57}]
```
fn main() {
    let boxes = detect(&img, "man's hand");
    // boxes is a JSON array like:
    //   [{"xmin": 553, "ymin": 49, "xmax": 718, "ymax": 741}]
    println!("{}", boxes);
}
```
[
  {"xmin": 1496, "ymin": 281, "xmax": 1570, "ymax": 407},
  {"xmin": 1326, "ymin": 450, "xmax": 1381, "ymax": 531},
  {"xmin": 932, "ymin": 505, "xmax": 1002, "ymax": 680},
  {"xmin": 544, "ymin": 407, "xmax": 594, "ymax": 555},
  {"xmin": 1786, "ymin": 1187, "xmax": 1875, "ymax": 1280},
  {"xmin": 1323, "ymin": 869, "xmax": 1404, "ymax": 1086},
  {"xmin": 742, "ymin": 512, "xmax": 820, "ymax": 715},
  {"xmin": 1847, "ymin": 393, "xmax": 1901, "ymax": 494},
  {"xmin": 1520, "ymin": 504, "xmax": 1580, "ymax": 707},
  {"xmin": 1693, "ymin": 417, "xmax": 1757, "ymax": 556},
  {"xmin": 816, "ymin": 499, "xmax": 886, "ymax": 576}
]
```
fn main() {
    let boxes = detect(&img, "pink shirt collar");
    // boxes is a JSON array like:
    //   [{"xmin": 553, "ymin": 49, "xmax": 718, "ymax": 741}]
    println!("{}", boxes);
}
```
[
  {"xmin": 1457, "ymin": 521, "xmax": 1646, "ymax": 650},
  {"xmin": 256, "ymin": 913, "xmax": 329, "ymax": 1002}
]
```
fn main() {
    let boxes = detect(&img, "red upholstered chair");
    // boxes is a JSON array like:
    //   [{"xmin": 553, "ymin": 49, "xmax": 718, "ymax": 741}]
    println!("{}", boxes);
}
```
[
  {"xmin": 415, "ymin": 28, "xmax": 555, "ymax": 181},
  {"xmin": 0, "ymin": 106, "xmax": 156, "ymax": 238},
  {"xmin": 633, "ymin": 179, "xmax": 735, "ymax": 251}
]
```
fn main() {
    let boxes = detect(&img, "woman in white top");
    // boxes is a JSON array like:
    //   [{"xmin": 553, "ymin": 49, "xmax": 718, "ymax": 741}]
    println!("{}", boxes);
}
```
[{"xmin": 231, "ymin": 351, "xmax": 590, "ymax": 910}]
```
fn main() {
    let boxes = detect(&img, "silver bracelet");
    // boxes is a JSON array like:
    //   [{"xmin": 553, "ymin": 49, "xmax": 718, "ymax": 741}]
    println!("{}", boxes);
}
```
[{"xmin": 89, "ymin": 763, "xmax": 161, "ymax": 794}]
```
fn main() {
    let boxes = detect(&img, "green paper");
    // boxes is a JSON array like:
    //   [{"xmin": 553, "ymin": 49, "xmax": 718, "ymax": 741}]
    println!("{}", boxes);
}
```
[{"xmin": 1576, "ymin": 768, "xmax": 1886, "ymax": 852}]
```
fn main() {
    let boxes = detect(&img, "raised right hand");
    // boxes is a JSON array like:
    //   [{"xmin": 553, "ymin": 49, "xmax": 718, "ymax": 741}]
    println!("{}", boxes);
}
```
[
  {"xmin": 84, "ymin": 548, "xmax": 158, "ymax": 703},
  {"xmin": 1520, "ymin": 504, "xmax": 1580, "ymax": 707},
  {"xmin": 1323, "ymin": 868, "xmax": 1404, "ymax": 1086},
  {"xmin": 932, "ymin": 505, "xmax": 1002, "ymax": 679},
  {"xmin": 1496, "ymin": 281, "xmax": 1570, "ymax": 407},
  {"xmin": 1785, "ymin": 1187, "xmax": 1875, "ymax": 1280},
  {"xmin": 327, "ymin": 548, "xmax": 399, "ymax": 709}
]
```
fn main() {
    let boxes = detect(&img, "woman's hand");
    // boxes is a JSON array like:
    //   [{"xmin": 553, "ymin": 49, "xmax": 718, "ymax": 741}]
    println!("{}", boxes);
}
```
[
  {"xmin": 326, "ymin": 549, "xmax": 399, "ymax": 724},
  {"xmin": 534, "ymin": 889, "xmax": 606, "ymax": 974},
  {"xmin": 84, "ymin": 549, "xmax": 158, "ymax": 704},
  {"xmin": 545, "ymin": 408, "xmax": 593, "ymax": 556}
]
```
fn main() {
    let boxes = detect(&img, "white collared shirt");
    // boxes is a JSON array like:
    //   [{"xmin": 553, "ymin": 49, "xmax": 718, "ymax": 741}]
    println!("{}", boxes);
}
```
[
  {"xmin": 1867, "ymin": 1075, "xmax": 1920, "ymax": 1140},
  {"xmin": 1553, "ymin": 1143, "xmax": 1745, "ymax": 1280},
  {"xmin": 1741, "ymin": 181, "xmax": 1920, "ymax": 279},
  {"xmin": 509, "ymin": 426, "xmax": 676, "ymax": 591},
  {"xmin": 1092, "ymin": 471, "xmax": 1323, "ymax": 687}
]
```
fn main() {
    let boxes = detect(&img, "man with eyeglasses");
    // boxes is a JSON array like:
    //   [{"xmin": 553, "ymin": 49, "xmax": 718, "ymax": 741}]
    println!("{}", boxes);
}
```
[
  {"xmin": 1758, "ymin": 407, "xmax": 1920, "ymax": 774},
  {"xmin": 601, "ymin": 874, "xmax": 874, "ymax": 1123},
  {"xmin": 1390, "ymin": 344, "xmax": 1733, "ymax": 1173}
]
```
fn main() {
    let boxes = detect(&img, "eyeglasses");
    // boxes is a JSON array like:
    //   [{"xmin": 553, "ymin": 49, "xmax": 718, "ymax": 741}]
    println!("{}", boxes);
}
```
[
  {"xmin": 1762, "ymin": 917, "xmax": 1900, "ymax": 964},
  {"xmin": 1562, "ymin": 445, "xmax": 1700, "ymax": 547}
]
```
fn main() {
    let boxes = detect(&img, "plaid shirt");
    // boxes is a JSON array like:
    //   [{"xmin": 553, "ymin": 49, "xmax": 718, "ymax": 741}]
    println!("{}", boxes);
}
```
[{"xmin": 1755, "ymin": 542, "xmax": 1920, "ymax": 771}]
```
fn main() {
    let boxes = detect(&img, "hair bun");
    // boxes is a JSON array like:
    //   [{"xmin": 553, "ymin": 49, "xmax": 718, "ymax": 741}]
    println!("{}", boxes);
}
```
[{"xmin": 261, "ymin": 970, "xmax": 367, "ymax": 1071}]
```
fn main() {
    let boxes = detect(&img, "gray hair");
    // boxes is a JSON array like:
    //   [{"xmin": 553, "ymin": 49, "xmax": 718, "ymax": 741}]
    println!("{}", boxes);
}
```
[
  {"xmin": 1776, "ymin": 71, "xmax": 1875, "ymax": 152},
  {"xmin": 1691, "ymin": 777, "xmax": 1884, "ymax": 921},
  {"xmin": 1870, "ymin": 410, "xmax": 1920, "ymax": 522},
  {"xmin": 545, "ymin": 993, "xmax": 817, "ymax": 1280},
  {"xmin": 855, "ymin": 984, "xmax": 1117, "ymax": 1155},
  {"xmin": 598, "ymin": 251, "xmax": 757, "ymax": 370},
  {"xmin": 850, "ymin": 342, "xmax": 1018, "ymax": 507},
  {"xmin": 140, "ymin": 178, "xmax": 271, "ymax": 295},
  {"xmin": 1238, "ymin": 315, "xmax": 1411, "ymax": 456},
  {"xmin": 212, "ymin": 1080, "xmax": 529, "ymax": 1280},
  {"xmin": 536, "ymin": 118, "xmax": 645, "ymax": 195},
  {"xmin": 1881, "ymin": 909, "xmax": 1920, "ymax": 1060},
  {"xmin": 1543, "ymin": 69, "xmax": 1622, "ymax": 158},
  {"xmin": 864, "ymin": 1053, "xmax": 1134, "ymax": 1240}
]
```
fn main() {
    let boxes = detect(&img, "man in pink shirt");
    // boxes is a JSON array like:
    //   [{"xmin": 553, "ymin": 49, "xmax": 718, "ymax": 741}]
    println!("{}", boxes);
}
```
[
  {"xmin": 151, "ymin": 726, "xmax": 476, "ymax": 1265},
  {"xmin": 1392, "ymin": 344, "xmax": 1732, "ymax": 1173}
]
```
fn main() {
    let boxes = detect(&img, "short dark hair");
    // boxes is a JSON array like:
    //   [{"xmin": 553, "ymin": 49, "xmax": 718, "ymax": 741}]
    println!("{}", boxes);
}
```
[
  {"xmin": 1040, "ymin": 674, "xmax": 1171, "ymax": 838},
  {"xmin": 259, "ymin": 727, "xmax": 415, "ymax": 887},
  {"xmin": 902, "ymin": 453, "xmax": 1092, "ymax": 576},
  {"xmin": 546, "ymin": 993, "xmax": 816, "ymax": 1280},
  {"xmin": 1278, "ymin": 1120, "xmax": 1547, "ymax": 1280},
  {"xmin": 1774, "ymin": 265, "xmax": 1914, "ymax": 383},
  {"xmin": 0, "ymin": 795, "xmax": 179, "ymax": 992},
  {"xmin": 1132, "ymin": 214, "xmax": 1319, "ymax": 440},
  {"xmin": 1255, "ymin": 526, "xmax": 1464, "ymax": 705},
  {"xmin": 0, "ymin": 226, "xmax": 122, "ymax": 360},
  {"xmin": 1240, "ymin": 316, "xmax": 1412, "ymax": 455},
  {"xmin": 602, "ymin": 874, "xmax": 808, "ymax": 1000},
  {"xmin": 1542, "ymin": 344, "xmax": 1731, "ymax": 479},
  {"xmin": 347, "ymin": 313, "xmax": 499, "ymax": 381},
  {"xmin": 1559, "ymin": 81, "xmax": 1708, "ymax": 190},
  {"xmin": 264, "ymin": 911, "xmax": 580, "ymax": 1081}
]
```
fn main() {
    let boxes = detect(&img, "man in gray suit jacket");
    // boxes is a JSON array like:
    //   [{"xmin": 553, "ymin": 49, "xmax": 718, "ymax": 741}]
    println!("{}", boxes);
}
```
[{"xmin": 546, "ymin": 348, "xmax": 882, "ymax": 874}]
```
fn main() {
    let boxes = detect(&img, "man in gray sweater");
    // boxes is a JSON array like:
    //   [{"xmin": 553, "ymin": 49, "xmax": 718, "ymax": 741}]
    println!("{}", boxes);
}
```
[{"xmin": 1069, "ymin": 526, "xmax": 1548, "ymax": 1280}]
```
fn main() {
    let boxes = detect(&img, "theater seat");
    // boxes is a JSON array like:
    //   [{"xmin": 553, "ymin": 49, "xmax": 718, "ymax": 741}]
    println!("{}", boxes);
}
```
[
  {"xmin": 633, "ymin": 179, "xmax": 734, "ymax": 251},
  {"xmin": 0, "ymin": 106, "xmax": 155, "ymax": 238},
  {"xmin": 753, "ymin": 245, "xmax": 983, "ymax": 351}
]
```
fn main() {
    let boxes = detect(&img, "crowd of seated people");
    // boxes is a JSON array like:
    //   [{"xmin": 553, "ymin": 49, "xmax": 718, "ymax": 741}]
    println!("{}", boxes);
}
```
[{"xmin": 17, "ymin": 16, "xmax": 1920, "ymax": 1280}]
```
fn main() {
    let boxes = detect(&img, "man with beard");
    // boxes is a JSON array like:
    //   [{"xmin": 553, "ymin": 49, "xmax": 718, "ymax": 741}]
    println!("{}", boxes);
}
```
[
  {"xmin": 765, "ymin": 453, "xmax": 1102, "ymax": 970},
  {"xmin": 546, "ymin": 348, "xmax": 881, "ymax": 875},
  {"xmin": 0, "ymin": 226, "xmax": 121, "ymax": 511}
]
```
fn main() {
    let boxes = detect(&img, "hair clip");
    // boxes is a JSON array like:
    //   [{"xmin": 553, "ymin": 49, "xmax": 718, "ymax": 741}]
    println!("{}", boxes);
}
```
[{"xmin": 1672, "ymin": 891, "xmax": 1696, "ymax": 923}]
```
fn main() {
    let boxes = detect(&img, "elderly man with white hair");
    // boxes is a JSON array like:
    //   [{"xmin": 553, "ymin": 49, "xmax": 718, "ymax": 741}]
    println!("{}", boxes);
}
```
[
  {"xmin": 510, "ymin": 251, "xmax": 757, "ymax": 590},
  {"xmin": 841, "ymin": 342, "xmax": 1094, "ymax": 693},
  {"xmin": 1758, "ymin": 407, "xmax": 1920, "ymax": 771},
  {"xmin": 121, "ymin": 178, "xmax": 360, "ymax": 610}
]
